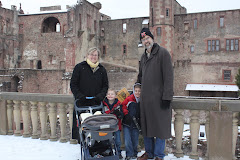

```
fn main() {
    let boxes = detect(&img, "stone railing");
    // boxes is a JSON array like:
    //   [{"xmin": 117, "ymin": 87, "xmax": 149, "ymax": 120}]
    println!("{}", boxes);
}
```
[{"xmin": 0, "ymin": 92, "xmax": 239, "ymax": 160}]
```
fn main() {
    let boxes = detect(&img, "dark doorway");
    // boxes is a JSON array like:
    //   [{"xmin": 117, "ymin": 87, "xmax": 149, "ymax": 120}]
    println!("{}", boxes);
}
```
[
  {"xmin": 37, "ymin": 60, "xmax": 42, "ymax": 69},
  {"xmin": 12, "ymin": 76, "xmax": 20, "ymax": 92}
]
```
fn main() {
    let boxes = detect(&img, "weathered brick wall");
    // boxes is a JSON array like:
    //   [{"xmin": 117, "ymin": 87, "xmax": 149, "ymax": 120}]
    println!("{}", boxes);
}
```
[
  {"xmin": 0, "ymin": 69, "xmax": 64, "ymax": 93},
  {"xmin": 173, "ymin": 10, "xmax": 240, "ymax": 96},
  {"xmin": 108, "ymin": 72, "xmax": 138, "ymax": 91},
  {"xmin": 18, "ymin": 12, "xmax": 68, "ymax": 70},
  {"xmin": 70, "ymin": 0, "xmax": 102, "ymax": 71},
  {"xmin": 21, "ymin": 69, "xmax": 64, "ymax": 93},
  {"xmin": 99, "ymin": 17, "xmax": 146, "ymax": 68},
  {"xmin": 0, "ymin": 6, "xmax": 19, "ymax": 69}
]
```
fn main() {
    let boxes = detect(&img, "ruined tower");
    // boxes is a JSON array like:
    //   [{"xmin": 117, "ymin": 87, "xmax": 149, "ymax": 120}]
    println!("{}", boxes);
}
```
[{"xmin": 149, "ymin": 0, "xmax": 178, "ymax": 57}]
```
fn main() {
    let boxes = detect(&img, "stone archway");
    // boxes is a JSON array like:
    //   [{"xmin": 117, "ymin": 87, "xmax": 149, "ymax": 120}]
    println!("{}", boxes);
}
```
[{"xmin": 42, "ymin": 17, "xmax": 61, "ymax": 33}]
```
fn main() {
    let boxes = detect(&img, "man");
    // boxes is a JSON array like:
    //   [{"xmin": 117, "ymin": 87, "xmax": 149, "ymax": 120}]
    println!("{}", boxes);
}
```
[{"xmin": 137, "ymin": 28, "xmax": 174, "ymax": 160}]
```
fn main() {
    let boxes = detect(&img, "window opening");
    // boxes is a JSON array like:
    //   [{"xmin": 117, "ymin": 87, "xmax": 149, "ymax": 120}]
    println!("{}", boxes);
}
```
[
  {"xmin": 56, "ymin": 23, "xmax": 60, "ymax": 32},
  {"xmin": 194, "ymin": 19, "xmax": 197, "ymax": 29},
  {"xmin": 190, "ymin": 45, "xmax": 194, "ymax": 53},
  {"xmin": 102, "ymin": 46, "xmax": 106, "ymax": 55},
  {"xmin": 220, "ymin": 17, "xmax": 224, "ymax": 27},
  {"xmin": 223, "ymin": 70, "xmax": 231, "ymax": 80},
  {"xmin": 42, "ymin": 17, "xmax": 60, "ymax": 33},
  {"xmin": 166, "ymin": 8, "xmax": 170, "ymax": 17},
  {"xmin": 123, "ymin": 45, "xmax": 127, "ymax": 54},
  {"xmin": 157, "ymin": 27, "xmax": 161, "ymax": 36},
  {"xmin": 208, "ymin": 40, "xmax": 220, "ymax": 52},
  {"xmin": 123, "ymin": 23, "xmax": 127, "ymax": 33},
  {"xmin": 37, "ymin": 60, "xmax": 42, "ymax": 69},
  {"xmin": 226, "ymin": 39, "xmax": 239, "ymax": 51}
]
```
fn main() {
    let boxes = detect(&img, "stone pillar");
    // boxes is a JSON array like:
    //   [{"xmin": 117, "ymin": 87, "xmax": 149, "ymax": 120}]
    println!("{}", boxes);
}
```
[
  {"xmin": 232, "ymin": 112, "xmax": 238, "ymax": 160},
  {"xmin": 209, "ymin": 111, "xmax": 232, "ymax": 160},
  {"xmin": 189, "ymin": 110, "xmax": 200, "ymax": 159},
  {"xmin": 174, "ymin": 109, "xmax": 184, "ymax": 158},
  {"xmin": 69, "ymin": 103, "xmax": 77, "ymax": 144},
  {"xmin": 39, "ymin": 102, "xmax": 48, "ymax": 140},
  {"xmin": 49, "ymin": 103, "xmax": 57, "ymax": 141},
  {"xmin": 13, "ymin": 100, "xmax": 21, "ymax": 136},
  {"xmin": 7, "ymin": 100, "xmax": 14, "ymax": 135},
  {"xmin": 0, "ymin": 99, "xmax": 7, "ymax": 135},
  {"xmin": 205, "ymin": 111, "xmax": 210, "ymax": 159},
  {"xmin": 21, "ymin": 101, "xmax": 30, "ymax": 137},
  {"xmin": 59, "ymin": 103, "xmax": 67, "ymax": 143},
  {"xmin": 30, "ymin": 101, "xmax": 39, "ymax": 139}
]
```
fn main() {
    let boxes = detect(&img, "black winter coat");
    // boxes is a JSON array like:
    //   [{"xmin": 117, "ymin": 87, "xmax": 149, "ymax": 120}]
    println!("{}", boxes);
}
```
[
  {"xmin": 70, "ymin": 61, "xmax": 109, "ymax": 105},
  {"xmin": 70, "ymin": 61, "xmax": 108, "ymax": 142}
]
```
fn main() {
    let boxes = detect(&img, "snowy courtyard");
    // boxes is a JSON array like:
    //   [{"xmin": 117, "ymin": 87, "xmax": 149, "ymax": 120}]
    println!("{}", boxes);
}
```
[{"xmin": 0, "ymin": 124, "xmax": 206, "ymax": 160}]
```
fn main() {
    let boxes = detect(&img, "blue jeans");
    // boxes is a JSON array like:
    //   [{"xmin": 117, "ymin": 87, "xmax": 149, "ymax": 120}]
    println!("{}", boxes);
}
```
[
  {"xmin": 144, "ymin": 137, "xmax": 165, "ymax": 159},
  {"xmin": 123, "ymin": 126, "xmax": 139, "ymax": 157},
  {"xmin": 114, "ymin": 130, "xmax": 121, "ymax": 155}
]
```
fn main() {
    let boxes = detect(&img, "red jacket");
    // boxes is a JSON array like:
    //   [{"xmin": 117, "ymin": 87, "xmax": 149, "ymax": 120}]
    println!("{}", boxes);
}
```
[
  {"xmin": 103, "ymin": 98, "xmax": 122, "ymax": 130},
  {"xmin": 122, "ymin": 94, "xmax": 137, "ymax": 115}
]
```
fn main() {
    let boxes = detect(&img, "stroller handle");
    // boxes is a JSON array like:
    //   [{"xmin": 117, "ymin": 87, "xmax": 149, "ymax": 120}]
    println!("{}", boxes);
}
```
[{"xmin": 74, "ymin": 99, "xmax": 103, "ymax": 112}]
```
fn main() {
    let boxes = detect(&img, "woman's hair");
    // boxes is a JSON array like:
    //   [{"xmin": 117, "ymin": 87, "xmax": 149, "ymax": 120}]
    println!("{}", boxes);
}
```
[{"xmin": 87, "ymin": 47, "xmax": 100, "ymax": 57}]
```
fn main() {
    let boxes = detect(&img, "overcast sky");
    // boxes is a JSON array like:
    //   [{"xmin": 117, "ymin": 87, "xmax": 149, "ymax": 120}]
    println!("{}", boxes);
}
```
[{"xmin": 2, "ymin": 0, "xmax": 240, "ymax": 19}]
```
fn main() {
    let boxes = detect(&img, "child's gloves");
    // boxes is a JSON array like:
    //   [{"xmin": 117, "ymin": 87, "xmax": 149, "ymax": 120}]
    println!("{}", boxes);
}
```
[
  {"xmin": 124, "ymin": 114, "xmax": 132, "ymax": 125},
  {"xmin": 113, "ymin": 109, "xmax": 123, "ymax": 119},
  {"xmin": 161, "ymin": 100, "xmax": 171, "ymax": 109}
]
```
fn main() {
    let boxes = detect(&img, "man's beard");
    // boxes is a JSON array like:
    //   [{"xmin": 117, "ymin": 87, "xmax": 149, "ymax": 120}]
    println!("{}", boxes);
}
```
[{"xmin": 144, "ymin": 42, "xmax": 154, "ymax": 50}]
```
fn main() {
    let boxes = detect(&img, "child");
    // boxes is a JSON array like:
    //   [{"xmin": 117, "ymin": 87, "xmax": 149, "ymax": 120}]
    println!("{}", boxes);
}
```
[
  {"xmin": 122, "ymin": 83, "xmax": 141, "ymax": 160},
  {"xmin": 103, "ymin": 88, "xmax": 123, "ymax": 159}
]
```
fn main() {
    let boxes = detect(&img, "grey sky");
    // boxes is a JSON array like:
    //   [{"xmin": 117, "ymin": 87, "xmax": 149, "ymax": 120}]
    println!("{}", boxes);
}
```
[{"xmin": 2, "ymin": 0, "xmax": 240, "ymax": 19}]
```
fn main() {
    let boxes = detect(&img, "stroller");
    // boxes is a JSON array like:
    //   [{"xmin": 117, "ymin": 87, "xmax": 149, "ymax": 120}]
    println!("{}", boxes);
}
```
[{"xmin": 74, "ymin": 98, "xmax": 120, "ymax": 160}]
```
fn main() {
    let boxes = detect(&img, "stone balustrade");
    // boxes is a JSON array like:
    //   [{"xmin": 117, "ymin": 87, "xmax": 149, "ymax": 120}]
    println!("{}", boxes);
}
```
[{"xmin": 0, "ymin": 92, "xmax": 239, "ymax": 159}]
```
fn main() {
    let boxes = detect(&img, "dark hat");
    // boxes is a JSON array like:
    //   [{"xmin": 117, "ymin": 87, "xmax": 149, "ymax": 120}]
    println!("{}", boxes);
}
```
[{"xmin": 140, "ymin": 28, "xmax": 154, "ymax": 41}]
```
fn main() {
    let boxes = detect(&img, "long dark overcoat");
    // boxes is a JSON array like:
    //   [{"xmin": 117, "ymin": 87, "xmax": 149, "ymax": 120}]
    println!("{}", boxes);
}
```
[{"xmin": 137, "ymin": 43, "xmax": 173, "ymax": 139}]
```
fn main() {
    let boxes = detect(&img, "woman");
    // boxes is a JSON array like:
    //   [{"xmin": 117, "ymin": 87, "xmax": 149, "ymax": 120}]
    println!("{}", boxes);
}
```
[{"xmin": 70, "ymin": 47, "xmax": 109, "ymax": 143}]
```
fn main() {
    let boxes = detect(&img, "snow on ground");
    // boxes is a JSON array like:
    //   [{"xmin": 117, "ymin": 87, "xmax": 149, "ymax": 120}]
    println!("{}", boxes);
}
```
[
  {"xmin": 0, "ymin": 124, "xmax": 206, "ymax": 160},
  {"xmin": 0, "ymin": 135, "xmax": 202, "ymax": 160}
]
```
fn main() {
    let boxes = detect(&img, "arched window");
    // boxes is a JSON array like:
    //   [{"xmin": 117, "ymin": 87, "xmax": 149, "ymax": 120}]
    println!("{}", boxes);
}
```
[{"xmin": 42, "ymin": 17, "xmax": 60, "ymax": 33}]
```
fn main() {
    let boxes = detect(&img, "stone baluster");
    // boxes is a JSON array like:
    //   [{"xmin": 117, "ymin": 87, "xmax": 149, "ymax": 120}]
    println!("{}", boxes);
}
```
[
  {"xmin": 30, "ymin": 101, "xmax": 39, "ymax": 139},
  {"xmin": 68, "ymin": 103, "xmax": 77, "ymax": 144},
  {"xmin": 49, "ymin": 103, "xmax": 57, "ymax": 141},
  {"xmin": 7, "ymin": 100, "xmax": 14, "ymax": 135},
  {"xmin": 174, "ymin": 109, "xmax": 184, "ymax": 158},
  {"xmin": 39, "ymin": 102, "xmax": 48, "ymax": 140},
  {"xmin": 13, "ymin": 100, "xmax": 21, "ymax": 136},
  {"xmin": 205, "ymin": 111, "xmax": 210, "ymax": 159},
  {"xmin": 232, "ymin": 112, "xmax": 238, "ymax": 160},
  {"xmin": 59, "ymin": 103, "xmax": 67, "ymax": 143},
  {"xmin": 189, "ymin": 110, "xmax": 200, "ymax": 159},
  {"xmin": 21, "ymin": 101, "xmax": 30, "ymax": 137}
]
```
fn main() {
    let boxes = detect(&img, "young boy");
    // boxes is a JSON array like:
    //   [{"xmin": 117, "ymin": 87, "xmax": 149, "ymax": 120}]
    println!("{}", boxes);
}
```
[
  {"xmin": 122, "ymin": 83, "xmax": 141, "ymax": 160},
  {"xmin": 103, "ymin": 88, "xmax": 123, "ymax": 159}
]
